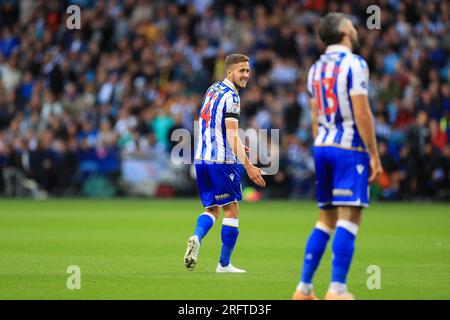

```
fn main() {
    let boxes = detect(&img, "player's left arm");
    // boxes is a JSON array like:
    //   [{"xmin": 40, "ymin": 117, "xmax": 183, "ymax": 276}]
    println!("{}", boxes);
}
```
[
  {"xmin": 349, "ymin": 57, "xmax": 383, "ymax": 183},
  {"xmin": 224, "ymin": 93, "xmax": 266, "ymax": 187},
  {"xmin": 225, "ymin": 119, "xmax": 266, "ymax": 187}
]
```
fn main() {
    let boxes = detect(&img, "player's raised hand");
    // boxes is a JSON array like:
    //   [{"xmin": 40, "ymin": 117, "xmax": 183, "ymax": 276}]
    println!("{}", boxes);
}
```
[
  {"xmin": 369, "ymin": 154, "xmax": 383, "ymax": 183},
  {"xmin": 245, "ymin": 164, "xmax": 266, "ymax": 187}
]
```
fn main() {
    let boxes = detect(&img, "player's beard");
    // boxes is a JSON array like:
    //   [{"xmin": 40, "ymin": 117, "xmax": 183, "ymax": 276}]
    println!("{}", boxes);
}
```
[{"xmin": 233, "ymin": 76, "xmax": 248, "ymax": 90}]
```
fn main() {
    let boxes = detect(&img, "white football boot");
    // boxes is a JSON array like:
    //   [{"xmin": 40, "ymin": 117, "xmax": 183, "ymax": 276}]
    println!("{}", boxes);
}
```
[
  {"xmin": 184, "ymin": 235, "xmax": 200, "ymax": 271},
  {"xmin": 216, "ymin": 263, "xmax": 247, "ymax": 273}
]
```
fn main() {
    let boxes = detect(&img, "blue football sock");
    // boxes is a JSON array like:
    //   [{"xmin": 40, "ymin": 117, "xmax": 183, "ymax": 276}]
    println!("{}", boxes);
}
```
[
  {"xmin": 193, "ymin": 212, "xmax": 216, "ymax": 243},
  {"xmin": 300, "ymin": 223, "xmax": 331, "ymax": 284},
  {"xmin": 219, "ymin": 218, "xmax": 239, "ymax": 267},
  {"xmin": 331, "ymin": 220, "xmax": 358, "ymax": 285}
]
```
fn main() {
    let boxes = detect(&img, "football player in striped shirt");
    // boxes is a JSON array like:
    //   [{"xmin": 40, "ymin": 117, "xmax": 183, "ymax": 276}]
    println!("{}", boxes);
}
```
[
  {"xmin": 292, "ymin": 13, "xmax": 383, "ymax": 300},
  {"xmin": 184, "ymin": 54, "xmax": 266, "ymax": 273}
]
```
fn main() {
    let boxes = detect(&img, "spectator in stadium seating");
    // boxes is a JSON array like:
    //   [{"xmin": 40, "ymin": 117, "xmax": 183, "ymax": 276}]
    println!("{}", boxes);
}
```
[{"xmin": 430, "ymin": 118, "xmax": 448, "ymax": 151}]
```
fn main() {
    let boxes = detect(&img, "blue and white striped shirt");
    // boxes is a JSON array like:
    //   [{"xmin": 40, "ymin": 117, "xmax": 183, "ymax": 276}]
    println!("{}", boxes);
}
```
[
  {"xmin": 307, "ymin": 44, "xmax": 370, "ymax": 151},
  {"xmin": 195, "ymin": 78, "xmax": 240, "ymax": 163}
]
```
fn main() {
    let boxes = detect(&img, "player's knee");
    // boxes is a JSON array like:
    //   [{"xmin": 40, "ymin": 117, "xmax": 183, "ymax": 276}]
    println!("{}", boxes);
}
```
[
  {"xmin": 338, "ymin": 206, "xmax": 362, "ymax": 225},
  {"xmin": 222, "ymin": 202, "xmax": 239, "ymax": 218},
  {"xmin": 317, "ymin": 220, "xmax": 336, "ymax": 232},
  {"xmin": 318, "ymin": 209, "xmax": 337, "ymax": 230},
  {"xmin": 205, "ymin": 206, "xmax": 220, "ymax": 219}
]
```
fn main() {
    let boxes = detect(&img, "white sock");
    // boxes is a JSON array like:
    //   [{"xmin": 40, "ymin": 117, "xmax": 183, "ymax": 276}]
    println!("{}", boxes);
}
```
[
  {"xmin": 201, "ymin": 212, "xmax": 216, "ymax": 223},
  {"xmin": 297, "ymin": 282, "xmax": 313, "ymax": 295},
  {"xmin": 329, "ymin": 282, "xmax": 348, "ymax": 294}
]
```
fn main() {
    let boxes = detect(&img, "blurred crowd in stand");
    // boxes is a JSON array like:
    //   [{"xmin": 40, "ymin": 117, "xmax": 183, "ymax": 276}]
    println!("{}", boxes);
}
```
[{"xmin": 0, "ymin": 0, "xmax": 448, "ymax": 200}]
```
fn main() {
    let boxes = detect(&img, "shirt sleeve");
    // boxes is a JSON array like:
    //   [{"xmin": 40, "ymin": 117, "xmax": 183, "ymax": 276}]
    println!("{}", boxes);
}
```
[
  {"xmin": 224, "ymin": 92, "xmax": 240, "ymax": 120},
  {"xmin": 348, "ymin": 55, "xmax": 370, "ymax": 96}
]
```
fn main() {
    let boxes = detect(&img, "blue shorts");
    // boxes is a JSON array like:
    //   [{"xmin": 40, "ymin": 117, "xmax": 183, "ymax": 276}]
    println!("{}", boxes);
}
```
[
  {"xmin": 195, "ymin": 161, "xmax": 242, "ymax": 208},
  {"xmin": 314, "ymin": 146, "xmax": 370, "ymax": 209}
]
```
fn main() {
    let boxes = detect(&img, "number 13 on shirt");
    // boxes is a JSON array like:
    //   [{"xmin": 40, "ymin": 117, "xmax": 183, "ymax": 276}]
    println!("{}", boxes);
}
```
[{"xmin": 313, "ymin": 78, "xmax": 338, "ymax": 116}]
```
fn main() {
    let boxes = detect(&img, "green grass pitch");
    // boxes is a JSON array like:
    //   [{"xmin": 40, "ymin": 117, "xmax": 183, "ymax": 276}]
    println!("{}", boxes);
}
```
[{"xmin": 0, "ymin": 199, "xmax": 449, "ymax": 300}]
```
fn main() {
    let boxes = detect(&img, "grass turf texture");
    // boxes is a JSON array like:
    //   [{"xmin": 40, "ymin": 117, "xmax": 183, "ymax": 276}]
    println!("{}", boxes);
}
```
[{"xmin": 0, "ymin": 199, "xmax": 449, "ymax": 300}]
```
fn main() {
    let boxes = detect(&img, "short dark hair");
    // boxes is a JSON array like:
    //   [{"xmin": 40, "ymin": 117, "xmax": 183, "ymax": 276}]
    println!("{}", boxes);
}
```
[
  {"xmin": 318, "ymin": 12, "xmax": 347, "ymax": 46},
  {"xmin": 225, "ymin": 54, "xmax": 249, "ymax": 71}
]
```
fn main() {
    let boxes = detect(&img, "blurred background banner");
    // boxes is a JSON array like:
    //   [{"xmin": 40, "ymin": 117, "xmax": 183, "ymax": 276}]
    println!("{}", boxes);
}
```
[{"xmin": 0, "ymin": 0, "xmax": 448, "ymax": 200}]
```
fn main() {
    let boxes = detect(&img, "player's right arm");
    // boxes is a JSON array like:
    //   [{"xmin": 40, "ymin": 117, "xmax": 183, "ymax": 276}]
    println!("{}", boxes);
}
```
[
  {"xmin": 224, "ymin": 93, "xmax": 266, "ymax": 188},
  {"xmin": 349, "ymin": 57, "xmax": 383, "ymax": 183},
  {"xmin": 307, "ymin": 65, "xmax": 318, "ymax": 139},
  {"xmin": 309, "ymin": 97, "xmax": 318, "ymax": 139}
]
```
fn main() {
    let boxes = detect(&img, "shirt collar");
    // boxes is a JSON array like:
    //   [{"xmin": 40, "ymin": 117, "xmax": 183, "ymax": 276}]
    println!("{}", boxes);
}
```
[
  {"xmin": 223, "ymin": 78, "xmax": 239, "ymax": 94},
  {"xmin": 325, "ymin": 44, "xmax": 352, "ymax": 54}
]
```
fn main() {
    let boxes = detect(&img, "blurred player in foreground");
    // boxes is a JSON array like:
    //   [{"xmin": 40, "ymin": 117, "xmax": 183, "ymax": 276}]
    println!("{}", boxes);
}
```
[
  {"xmin": 184, "ymin": 54, "xmax": 266, "ymax": 273},
  {"xmin": 292, "ymin": 13, "xmax": 383, "ymax": 300}
]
